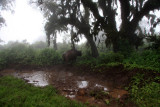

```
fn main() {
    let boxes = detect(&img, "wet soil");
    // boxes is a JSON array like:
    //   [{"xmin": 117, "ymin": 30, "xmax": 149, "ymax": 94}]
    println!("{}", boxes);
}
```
[{"xmin": 0, "ymin": 64, "xmax": 136, "ymax": 107}]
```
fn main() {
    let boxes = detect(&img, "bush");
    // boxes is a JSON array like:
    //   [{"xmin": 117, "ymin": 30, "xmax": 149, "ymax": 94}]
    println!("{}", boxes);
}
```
[
  {"xmin": 0, "ymin": 50, "xmax": 8, "ymax": 70},
  {"xmin": 34, "ymin": 48, "xmax": 62, "ymax": 66},
  {"xmin": 76, "ymin": 52, "xmax": 124, "ymax": 69},
  {"xmin": 118, "ymin": 39, "xmax": 134, "ymax": 56},
  {"xmin": 130, "ymin": 73, "xmax": 160, "ymax": 107},
  {"xmin": 0, "ymin": 44, "xmax": 62, "ymax": 69},
  {"xmin": 98, "ymin": 52, "xmax": 124, "ymax": 64},
  {"xmin": 76, "ymin": 55, "xmax": 97, "ymax": 67},
  {"xmin": 124, "ymin": 50, "xmax": 160, "ymax": 71}
]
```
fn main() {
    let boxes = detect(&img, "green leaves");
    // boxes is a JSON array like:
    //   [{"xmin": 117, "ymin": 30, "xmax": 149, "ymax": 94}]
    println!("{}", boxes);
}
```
[
  {"xmin": 130, "ymin": 73, "xmax": 160, "ymax": 107},
  {"xmin": 0, "ymin": 44, "xmax": 62, "ymax": 69},
  {"xmin": 34, "ymin": 48, "xmax": 62, "ymax": 66},
  {"xmin": 124, "ymin": 50, "xmax": 160, "ymax": 72}
]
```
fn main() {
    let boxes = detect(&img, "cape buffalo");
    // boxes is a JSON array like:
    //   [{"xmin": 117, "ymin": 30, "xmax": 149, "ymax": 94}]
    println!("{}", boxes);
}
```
[{"xmin": 62, "ymin": 49, "xmax": 82, "ymax": 62}]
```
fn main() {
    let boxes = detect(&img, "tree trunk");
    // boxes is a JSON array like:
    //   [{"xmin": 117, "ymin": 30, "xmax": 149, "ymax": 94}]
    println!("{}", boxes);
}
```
[
  {"xmin": 71, "ymin": 38, "xmax": 75, "ymax": 50},
  {"xmin": 112, "ymin": 38, "xmax": 119, "ymax": 53},
  {"xmin": 71, "ymin": 26, "xmax": 75, "ymax": 50},
  {"xmin": 53, "ymin": 34, "xmax": 57, "ymax": 50},
  {"xmin": 85, "ymin": 34, "xmax": 99, "ymax": 58}
]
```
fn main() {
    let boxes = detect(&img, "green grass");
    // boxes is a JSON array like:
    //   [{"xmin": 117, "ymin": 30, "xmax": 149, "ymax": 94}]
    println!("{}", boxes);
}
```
[{"xmin": 0, "ymin": 76, "xmax": 86, "ymax": 107}]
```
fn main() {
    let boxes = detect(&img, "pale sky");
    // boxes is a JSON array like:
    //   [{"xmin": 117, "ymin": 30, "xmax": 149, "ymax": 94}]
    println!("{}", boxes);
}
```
[
  {"xmin": 0, "ymin": 0, "xmax": 46, "ymax": 44},
  {"xmin": 0, "ymin": 0, "xmax": 160, "ymax": 44}
]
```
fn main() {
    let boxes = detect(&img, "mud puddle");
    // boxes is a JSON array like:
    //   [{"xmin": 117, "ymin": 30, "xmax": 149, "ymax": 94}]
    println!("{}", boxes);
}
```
[{"xmin": 0, "ymin": 66, "xmax": 130, "ymax": 107}]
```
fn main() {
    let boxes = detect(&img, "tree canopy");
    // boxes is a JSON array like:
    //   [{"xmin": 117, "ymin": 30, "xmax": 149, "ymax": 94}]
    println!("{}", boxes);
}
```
[
  {"xmin": 35, "ymin": 0, "xmax": 160, "ymax": 56},
  {"xmin": 0, "ymin": 0, "xmax": 15, "ymax": 28}
]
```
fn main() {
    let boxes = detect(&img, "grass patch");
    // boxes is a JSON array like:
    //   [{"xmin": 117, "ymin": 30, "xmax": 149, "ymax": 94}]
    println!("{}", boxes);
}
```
[{"xmin": 0, "ymin": 76, "xmax": 86, "ymax": 107}]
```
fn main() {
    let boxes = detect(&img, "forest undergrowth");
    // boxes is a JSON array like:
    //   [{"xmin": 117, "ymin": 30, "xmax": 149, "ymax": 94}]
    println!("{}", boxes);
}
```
[{"xmin": 0, "ymin": 42, "xmax": 159, "ymax": 107}]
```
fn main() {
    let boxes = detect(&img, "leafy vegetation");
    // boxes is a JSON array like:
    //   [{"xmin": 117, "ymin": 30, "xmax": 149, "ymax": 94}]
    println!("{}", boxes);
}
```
[
  {"xmin": 0, "ymin": 42, "xmax": 62, "ymax": 69},
  {"xmin": 1, "ymin": 0, "xmax": 160, "ymax": 106},
  {"xmin": 0, "ymin": 40, "xmax": 159, "ymax": 107},
  {"xmin": 129, "ymin": 73, "xmax": 160, "ymax": 107},
  {"xmin": 34, "ymin": 48, "xmax": 62, "ymax": 66},
  {"xmin": 76, "ymin": 49, "xmax": 160, "ymax": 106},
  {"xmin": 123, "ymin": 50, "xmax": 160, "ymax": 71},
  {"xmin": 0, "ymin": 76, "xmax": 86, "ymax": 107},
  {"xmin": 76, "ymin": 52, "xmax": 124, "ymax": 68}
]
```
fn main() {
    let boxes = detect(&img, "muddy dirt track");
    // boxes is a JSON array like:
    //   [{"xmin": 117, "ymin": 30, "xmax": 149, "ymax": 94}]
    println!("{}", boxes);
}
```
[{"xmin": 0, "ymin": 64, "xmax": 136, "ymax": 107}]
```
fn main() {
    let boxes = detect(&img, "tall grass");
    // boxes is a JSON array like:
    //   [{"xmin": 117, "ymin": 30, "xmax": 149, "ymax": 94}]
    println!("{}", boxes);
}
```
[{"xmin": 0, "ymin": 76, "xmax": 86, "ymax": 107}]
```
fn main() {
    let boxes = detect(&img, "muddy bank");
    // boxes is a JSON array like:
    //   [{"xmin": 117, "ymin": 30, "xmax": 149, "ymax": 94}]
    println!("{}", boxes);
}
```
[{"xmin": 0, "ymin": 65, "xmax": 135, "ymax": 107}]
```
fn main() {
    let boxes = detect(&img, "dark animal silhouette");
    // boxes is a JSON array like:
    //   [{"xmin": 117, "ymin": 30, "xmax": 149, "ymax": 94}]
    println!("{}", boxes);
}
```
[{"xmin": 62, "ymin": 49, "xmax": 82, "ymax": 62}]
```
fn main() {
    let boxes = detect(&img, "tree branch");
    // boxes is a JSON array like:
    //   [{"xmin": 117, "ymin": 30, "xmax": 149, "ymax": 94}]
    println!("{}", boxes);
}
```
[
  {"xmin": 119, "ymin": 0, "xmax": 130, "ymax": 30},
  {"xmin": 130, "ymin": 0, "xmax": 160, "ymax": 33},
  {"xmin": 98, "ymin": 0, "xmax": 107, "ymax": 17}
]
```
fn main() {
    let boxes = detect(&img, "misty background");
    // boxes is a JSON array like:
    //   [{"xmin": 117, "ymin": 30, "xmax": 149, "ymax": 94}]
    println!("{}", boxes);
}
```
[{"xmin": 0, "ymin": 0, "xmax": 160, "ymax": 45}]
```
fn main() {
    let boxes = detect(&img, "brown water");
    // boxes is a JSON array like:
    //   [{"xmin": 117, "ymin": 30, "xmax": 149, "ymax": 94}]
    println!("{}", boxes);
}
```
[{"xmin": 0, "ymin": 67, "xmax": 130, "ymax": 107}]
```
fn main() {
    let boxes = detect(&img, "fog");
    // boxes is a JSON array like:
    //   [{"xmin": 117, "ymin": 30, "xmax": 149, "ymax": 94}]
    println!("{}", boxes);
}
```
[
  {"xmin": 0, "ymin": 0, "xmax": 160, "ymax": 45},
  {"xmin": 0, "ymin": 0, "xmax": 46, "ymax": 44}
]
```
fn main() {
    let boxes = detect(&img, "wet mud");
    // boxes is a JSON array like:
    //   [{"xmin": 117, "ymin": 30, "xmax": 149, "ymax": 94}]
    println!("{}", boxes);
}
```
[{"xmin": 0, "ymin": 65, "xmax": 135, "ymax": 107}]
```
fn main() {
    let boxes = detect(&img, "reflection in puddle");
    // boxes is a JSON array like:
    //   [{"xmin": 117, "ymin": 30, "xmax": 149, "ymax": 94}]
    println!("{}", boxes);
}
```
[
  {"xmin": 95, "ymin": 84, "xmax": 108, "ymax": 91},
  {"xmin": 19, "ymin": 71, "xmax": 49, "ymax": 87},
  {"xmin": 65, "ymin": 95, "xmax": 76, "ymax": 99},
  {"xmin": 77, "ymin": 81, "xmax": 88, "ymax": 88}
]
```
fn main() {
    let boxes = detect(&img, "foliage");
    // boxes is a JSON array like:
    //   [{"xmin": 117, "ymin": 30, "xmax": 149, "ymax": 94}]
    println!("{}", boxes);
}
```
[
  {"xmin": 0, "ymin": 76, "xmax": 86, "ymax": 107},
  {"xmin": 117, "ymin": 39, "xmax": 134, "ymax": 56},
  {"xmin": 0, "ymin": 0, "xmax": 15, "ymax": 28},
  {"xmin": 98, "ymin": 52, "xmax": 124, "ymax": 63},
  {"xmin": 56, "ymin": 42, "xmax": 71, "ymax": 55},
  {"xmin": 76, "ymin": 52, "xmax": 124, "ymax": 70},
  {"xmin": 40, "ymin": 0, "xmax": 160, "ymax": 53},
  {"xmin": 34, "ymin": 48, "xmax": 62, "ymax": 66},
  {"xmin": 0, "ymin": 44, "xmax": 35, "ymax": 66},
  {"xmin": 31, "ymin": 41, "xmax": 47, "ymax": 49},
  {"xmin": 130, "ymin": 73, "xmax": 160, "ymax": 107},
  {"xmin": 124, "ymin": 50, "xmax": 160, "ymax": 71},
  {"xmin": 0, "ymin": 50, "xmax": 8, "ymax": 69},
  {"xmin": 145, "ymin": 34, "xmax": 160, "ymax": 50},
  {"xmin": 0, "ymin": 42, "xmax": 62, "ymax": 69}
]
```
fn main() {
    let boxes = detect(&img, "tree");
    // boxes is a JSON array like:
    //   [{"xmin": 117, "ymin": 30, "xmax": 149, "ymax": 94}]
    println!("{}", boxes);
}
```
[
  {"xmin": 35, "ymin": 0, "xmax": 160, "ymax": 54},
  {"xmin": 0, "ymin": 0, "xmax": 15, "ymax": 28},
  {"xmin": 81, "ymin": 0, "xmax": 160, "ymax": 52},
  {"xmin": 42, "ymin": 0, "xmax": 99, "ymax": 57}
]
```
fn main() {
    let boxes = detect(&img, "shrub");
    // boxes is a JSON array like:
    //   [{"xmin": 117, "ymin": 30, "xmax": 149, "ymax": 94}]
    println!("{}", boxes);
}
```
[
  {"xmin": 0, "ymin": 50, "xmax": 8, "ymax": 70},
  {"xmin": 130, "ymin": 73, "xmax": 160, "ymax": 107},
  {"xmin": 98, "ymin": 52, "xmax": 124, "ymax": 64},
  {"xmin": 124, "ymin": 50, "xmax": 160, "ymax": 71},
  {"xmin": 34, "ymin": 48, "xmax": 62, "ymax": 66},
  {"xmin": 76, "ymin": 52, "xmax": 124, "ymax": 69},
  {"xmin": 0, "ymin": 44, "xmax": 62, "ymax": 69},
  {"xmin": 118, "ymin": 39, "xmax": 134, "ymax": 56}
]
